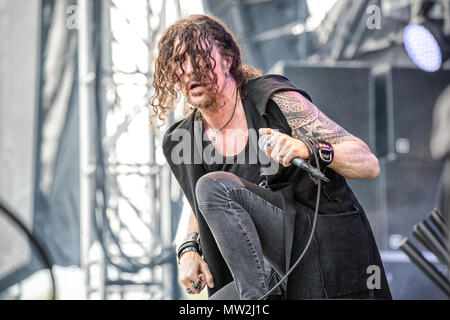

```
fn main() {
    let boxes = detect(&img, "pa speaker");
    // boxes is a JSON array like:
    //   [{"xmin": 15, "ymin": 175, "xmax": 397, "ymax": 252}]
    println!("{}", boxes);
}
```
[
  {"xmin": 379, "ymin": 156, "xmax": 444, "ymax": 250},
  {"xmin": 384, "ymin": 67, "xmax": 450, "ymax": 160}
]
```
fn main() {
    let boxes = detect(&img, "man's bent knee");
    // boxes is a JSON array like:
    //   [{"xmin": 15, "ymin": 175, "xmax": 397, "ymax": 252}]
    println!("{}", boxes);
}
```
[{"xmin": 195, "ymin": 172, "xmax": 244, "ymax": 209}]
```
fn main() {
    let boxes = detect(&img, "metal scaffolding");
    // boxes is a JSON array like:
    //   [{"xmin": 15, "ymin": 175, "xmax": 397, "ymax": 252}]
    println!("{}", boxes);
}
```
[{"xmin": 78, "ymin": 0, "xmax": 183, "ymax": 300}]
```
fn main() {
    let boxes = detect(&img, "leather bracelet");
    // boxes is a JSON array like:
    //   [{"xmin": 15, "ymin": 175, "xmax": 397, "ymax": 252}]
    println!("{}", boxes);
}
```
[
  {"xmin": 177, "ymin": 246, "xmax": 199, "ymax": 264},
  {"xmin": 182, "ymin": 232, "xmax": 201, "ymax": 245},
  {"xmin": 313, "ymin": 140, "xmax": 334, "ymax": 168},
  {"xmin": 177, "ymin": 241, "xmax": 201, "ymax": 258},
  {"xmin": 177, "ymin": 232, "xmax": 202, "ymax": 259}
]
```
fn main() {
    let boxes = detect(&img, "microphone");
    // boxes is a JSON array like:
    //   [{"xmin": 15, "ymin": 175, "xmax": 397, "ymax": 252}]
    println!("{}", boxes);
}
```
[{"xmin": 258, "ymin": 134, "xmax": 330, "ymax": 182}]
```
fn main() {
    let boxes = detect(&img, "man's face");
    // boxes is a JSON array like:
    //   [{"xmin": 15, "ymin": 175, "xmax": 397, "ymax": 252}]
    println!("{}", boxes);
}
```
[{"xmin": 172, "ymin": 39, "xmax": 230, "ymax": 110}]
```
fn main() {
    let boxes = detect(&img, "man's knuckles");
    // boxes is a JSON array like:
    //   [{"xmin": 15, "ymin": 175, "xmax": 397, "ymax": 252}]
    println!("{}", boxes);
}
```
[{"xmin": 181, "ymin": 274, "xmax": 195, "ymax": 285}]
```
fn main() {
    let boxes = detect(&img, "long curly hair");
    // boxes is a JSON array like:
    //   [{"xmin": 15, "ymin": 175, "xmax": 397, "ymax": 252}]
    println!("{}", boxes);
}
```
[{"xmin": 149, "ymin": 14, "xmax": 261, "ymax": 126}]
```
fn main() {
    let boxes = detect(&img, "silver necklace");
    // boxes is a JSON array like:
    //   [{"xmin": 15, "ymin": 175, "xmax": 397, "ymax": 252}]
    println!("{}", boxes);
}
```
[{"xmin": 205, "ymin": 87, "xmax": 238, "ymax": 145}]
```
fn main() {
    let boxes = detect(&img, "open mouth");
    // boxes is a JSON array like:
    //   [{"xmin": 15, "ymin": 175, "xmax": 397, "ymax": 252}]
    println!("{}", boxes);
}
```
[{"xmin": 188, "ymin": 81, "xmax": 203, "ymax": 91}]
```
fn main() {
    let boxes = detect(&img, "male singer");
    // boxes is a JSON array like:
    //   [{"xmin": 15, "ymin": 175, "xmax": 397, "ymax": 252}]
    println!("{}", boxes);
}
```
[{"xmin": 150, "ymin": 14, "xmax": 392, "ymax": 300}]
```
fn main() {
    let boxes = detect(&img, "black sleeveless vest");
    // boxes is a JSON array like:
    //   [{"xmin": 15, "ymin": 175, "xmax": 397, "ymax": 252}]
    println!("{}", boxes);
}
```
[{"xmin": 162, "ymin": 74, "xmax": 391, "ymax": 299}]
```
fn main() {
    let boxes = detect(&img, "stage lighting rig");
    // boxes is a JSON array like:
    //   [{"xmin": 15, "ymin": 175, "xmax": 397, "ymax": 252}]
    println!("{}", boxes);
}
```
[{"xmin": 403, "ymin": 0, "xmax": 450, "ymax": 72}]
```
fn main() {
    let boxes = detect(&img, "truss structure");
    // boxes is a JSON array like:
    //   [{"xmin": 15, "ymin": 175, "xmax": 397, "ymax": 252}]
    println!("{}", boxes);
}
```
[{"xmin": 79, "ymin": 0, "xmax": 184, "ymax": 300}]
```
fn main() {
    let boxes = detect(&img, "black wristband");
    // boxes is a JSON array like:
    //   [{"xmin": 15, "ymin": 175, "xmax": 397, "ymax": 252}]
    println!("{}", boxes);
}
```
[
  {"xmin": 177, "ymin": 241, "xmax": 200, "ymax": 258},
  {"xmin": 314, "ymin": 140, "xmax": 334, "ymax": 168},
  {"xmin": 177, "ymin": 246, "xmax": 200, "ymax": 264},
  {"xmin": 177, "ymin": 232, "xmax": 202, "ymax": 259}
]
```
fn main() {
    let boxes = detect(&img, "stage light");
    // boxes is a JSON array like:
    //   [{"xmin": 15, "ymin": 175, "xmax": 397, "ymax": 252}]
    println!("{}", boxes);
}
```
[{"xmin": 403, "ymin": 18, "xmax": 450, "ymax": 72}]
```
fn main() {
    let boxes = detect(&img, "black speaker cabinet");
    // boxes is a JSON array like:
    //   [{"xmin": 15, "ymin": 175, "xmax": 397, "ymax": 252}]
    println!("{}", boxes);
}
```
[
  {"xmin": 379, "ymin": 156, "xmax": 444, "ymax": 250},
  {"xmin": 384, "ymin": 67, "xmax": 450, "ymax": 160}
]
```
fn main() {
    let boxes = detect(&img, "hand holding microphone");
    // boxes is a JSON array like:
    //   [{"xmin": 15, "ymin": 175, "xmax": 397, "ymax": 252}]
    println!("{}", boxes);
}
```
[{"xmin": 258, "ymin": 128, "xmax": 329, "ymax": 182}]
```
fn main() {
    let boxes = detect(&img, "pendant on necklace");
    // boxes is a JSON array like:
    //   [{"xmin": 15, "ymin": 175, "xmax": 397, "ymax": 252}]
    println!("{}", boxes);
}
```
[{"xmin": 211, "ymin": 129, "xmax": 219, "ymax": 144}]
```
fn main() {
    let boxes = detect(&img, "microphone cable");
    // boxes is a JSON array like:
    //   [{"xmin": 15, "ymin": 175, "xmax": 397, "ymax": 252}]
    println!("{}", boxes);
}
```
[
  {"xmin": 0, "ymin": 196, "xmax": 56, "ymax": 300},
  {"xmin": 258, "ymin": 137, "xmax": 323, "ymax": 300}
]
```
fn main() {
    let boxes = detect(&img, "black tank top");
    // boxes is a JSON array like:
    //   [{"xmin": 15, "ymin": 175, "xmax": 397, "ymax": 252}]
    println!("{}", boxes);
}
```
[{"xmin": 201, "ymin": 96, "xmax": 266, "ymax": 186}]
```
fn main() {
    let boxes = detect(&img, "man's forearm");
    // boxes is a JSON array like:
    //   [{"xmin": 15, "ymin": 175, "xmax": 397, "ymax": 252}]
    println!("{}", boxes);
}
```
[
  {"xmin": 271, "ymin": 90, "xmax": 380, "ymax": 179},
  {"xmin": 288, "ymin": 135, "xmax": 380, "ymax": 179},
  {"xmin": 178, "ymin": 210, "xmax": 201, "ymax": 259},
  {"xmin": 187, "ymin": 210, "xmax": 199, "ymax": 234},
  {"xmin": 329, "ymin": 138, "xmax": 380, "ymax": 179}
]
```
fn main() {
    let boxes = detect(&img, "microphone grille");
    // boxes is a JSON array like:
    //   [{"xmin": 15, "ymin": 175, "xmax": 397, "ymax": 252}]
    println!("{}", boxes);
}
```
[{"xmin": 258, "ymin": 134, "xmax": 269, "ymax": 151}]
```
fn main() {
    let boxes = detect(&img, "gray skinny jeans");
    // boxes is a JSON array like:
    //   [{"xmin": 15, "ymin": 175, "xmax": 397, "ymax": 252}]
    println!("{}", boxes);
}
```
[{"xmin": 195, "ymin": 171, "xmax": 286, "ymax": 300}]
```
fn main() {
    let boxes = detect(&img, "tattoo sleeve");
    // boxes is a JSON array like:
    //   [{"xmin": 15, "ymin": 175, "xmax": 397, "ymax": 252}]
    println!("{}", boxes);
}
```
[{"xmin": 271, "ymin": 91, "xmax": 352, "ymax": 144}]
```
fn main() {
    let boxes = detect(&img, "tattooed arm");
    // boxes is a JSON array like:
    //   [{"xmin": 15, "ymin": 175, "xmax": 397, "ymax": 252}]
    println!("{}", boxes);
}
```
[{"xmin": 269, "ymin": 90, "xmax": 380, "ymax": 179}]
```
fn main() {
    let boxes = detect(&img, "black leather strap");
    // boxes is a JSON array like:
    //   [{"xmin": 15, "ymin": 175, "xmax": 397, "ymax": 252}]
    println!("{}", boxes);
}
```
[{"xmin": 177, "ymin": 232, "xmax": 202, "ymax": 259}]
